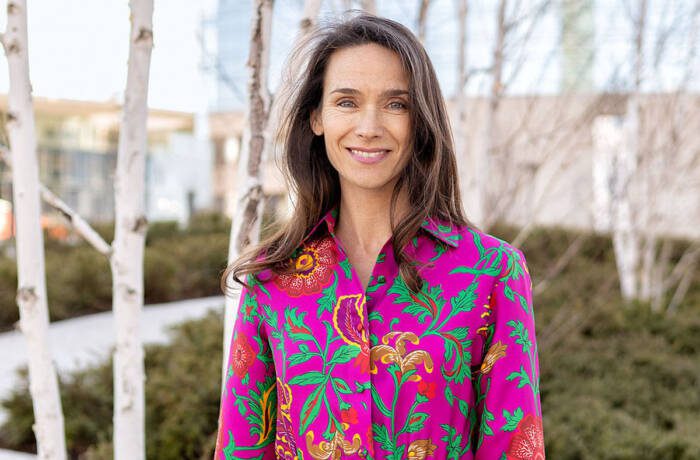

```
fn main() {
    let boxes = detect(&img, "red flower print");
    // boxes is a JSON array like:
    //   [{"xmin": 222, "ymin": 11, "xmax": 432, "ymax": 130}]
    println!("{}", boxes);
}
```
[
  {"xmin": 367, "ymin": 425, "xmax": 375, "ymax": 457},
  {"xmin": 353, "ymin": 348, "xmax": 371, "ymax": 374},
  {"xmin": 231, "ymin": 332, "xmax": 256, "ymax": 379},
  {"xmin": 273, "ymin": 236, "xmax": 337, "ymax": 297},
  {"xmin": 341, "ymin": 407, "xmax": 359, "ymax": 425},
  {"xmin": 417, "ymin": 380, "xmax": 437, "ymax": 399},
  {"xmin": 506, "ymin": 414, "xmax": 545, "ymax": 460}
]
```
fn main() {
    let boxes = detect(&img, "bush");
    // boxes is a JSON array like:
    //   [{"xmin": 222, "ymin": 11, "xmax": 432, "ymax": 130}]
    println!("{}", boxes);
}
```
[
  {"xmin": 0, "ymin": 309, "xmax": 224, "ymax": 459},
  {"xmin": 0, "ymin": 228, "xmax": 231, "ymax": 331}
]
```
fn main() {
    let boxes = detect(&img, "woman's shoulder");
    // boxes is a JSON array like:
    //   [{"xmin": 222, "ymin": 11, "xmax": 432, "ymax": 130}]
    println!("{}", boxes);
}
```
[{"xmin": 444, "ymin": 222, "xmax": 528, "ymax": 277}]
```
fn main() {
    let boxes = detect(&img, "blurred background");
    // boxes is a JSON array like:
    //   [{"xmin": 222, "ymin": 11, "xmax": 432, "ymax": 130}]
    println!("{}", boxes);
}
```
[{"xmin": 0, "ymin": 0, "xmax": 698, "ymax": 458}]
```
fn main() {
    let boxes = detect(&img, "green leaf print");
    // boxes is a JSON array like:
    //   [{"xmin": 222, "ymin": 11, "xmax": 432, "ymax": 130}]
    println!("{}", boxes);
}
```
[
  {"xmin": 371, "ymin": 385, "xmax": 392, "ymax": 416},
  {"xmin": 299, "ymin": 385, "xmax": 325, "ymax": 435},
  {"xmin": 501, "ymin": 407, "xmax": 524, "ymax": 432},
  {"xmin": 261, "ymin": 303, "xmax": 277, "ymax": 328},
  {"xmin": 388, "ymin": 445, "xmax": 406, "ymax": 460},
  {"xmin": 287, "ymin": 351, "xmax": 317, "ymax": 367},
  {"xmin": 451, "ymin": 283, "xmax": 478, "ymax": 313},
  {"xmin": 331, "ymin": 377, "xmax": 353, "ymax": 394},
  {"xmin": 247, "ymin": 273, "xmax": 271, "ymax": 299},
  {"xmin": 241, "ymin": 292, "xmax": 259, "ymax": 324},
  {"xmin": 440, "ymin": 424, "xmax": 471, "ymax": 460},
  {"xmin": 447, "ymin": 326, "xmax": 470, "ymax": 340},
  {"xmin": 428, "ymin": 241, "xmax": 447, "ymax": 262},
  {"xmin": 316, "ymin": 274, "xmax": 338, "ymax": 316},
  {"xmin": 478, "ymin": 403, "xmax": 496, "ymax": 448},
  {"xmin": 284, "ymin": 306, "xmax": 314, "ymax": 341},
  {"xmin": 373, "ymin": 423, "xmax": 393, "ymax": 450},
  {"xmin": 401, "ymin": 412, "xmax": 429, "ymax": 433},
  {"xmin": 366, "ymin": 274, "xmax": 386, "ymax": 293},
  {"xmin": 388, "ymin": 276, "xmax": 445, "ymax": 323},
  {"xmin": 339, "ymin": 258, "xmax": 353, "ymax": 280},
  {"xmin": 507, "ymin": 320, "xmax": 532, "ymax": 353},
  {"xmin": 330, "ymin": 345, "xmax": 361, "ymax": 364},
  {"xmin": 506, "ymin": 365, "xmax": 533, "ymax": 390},
  {"xmin": 368, "ymin": 311, "xmax": 383, "ymax": 322}
]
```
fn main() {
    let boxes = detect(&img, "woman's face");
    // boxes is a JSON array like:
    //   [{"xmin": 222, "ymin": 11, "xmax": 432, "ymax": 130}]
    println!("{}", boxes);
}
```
[{"xmin": 311, "ymin": 43, "xmax": 412, "ymax": 197}]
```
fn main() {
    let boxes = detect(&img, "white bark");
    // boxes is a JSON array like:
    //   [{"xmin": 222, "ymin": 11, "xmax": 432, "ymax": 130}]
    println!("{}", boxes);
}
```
[
  {"xmin": 300, "ymin": 0, "xmax": 323, "ymax": 36},
  {"xmin": 222, "ymin": 0, "xmax": 274, "ymax": 387},
  {"xmin": 453, "ymin": 0, "xmax": 471, "ymax": 224},
  {"xmin": 111, "ymin": 1, "xmax": 154, "ymax": 459},
  {"xmin": 613, "ymin": 0, "xmax": 646, "ymax": 301},
  {"xmin": 0, "ymin": 1, "xmax": 67, "ymax": 458},
  {"xmin": 477, "ymin": 0, "xmax": 507, "ymax": 230},
  {"xmin": 360, "ymin": 0, "xmax": 376, "ymax": 14},
  {"xmin": 416, "ymin": 0, "xmax": 431, "ymax": 43}
]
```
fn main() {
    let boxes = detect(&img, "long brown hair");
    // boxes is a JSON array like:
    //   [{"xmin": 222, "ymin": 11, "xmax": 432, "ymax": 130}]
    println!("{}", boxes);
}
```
[{"xmin": 221, "ymin": 12, "xmax": 476, "ymax": 295}]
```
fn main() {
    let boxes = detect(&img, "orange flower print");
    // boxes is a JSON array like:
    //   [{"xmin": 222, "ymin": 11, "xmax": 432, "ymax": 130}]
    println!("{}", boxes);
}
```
[
  {"xmin": 417, "ymin": 380, "xmax": 437, "ymax": 399},
  {"xmin": 506, "ymin": 414, "xmax": 545, "ymax": 460},
  {"xmin": 341, "ymin": 407, "xmax": 359, "ymax": 425},
  {"xmin": 231, "ymin": 332, "xmax": 255, "ymax": 379},
  {"xmin": 306, "ymin": 429, "xmax": 362, "ymax": 459},
  {"xmin": 406, "ymin": 439, "xmax": 437, "ymax": 459},
  {"xmin": 274, "ymin": 236, "xmax": 338, "ymax": 297},
  {"xmin": 480, "ymin": 340, "xmax": 507, "ymax": 375},
  {"xmin": 370, "ymin": 331, "xmax": 434, "ymax": 382}
]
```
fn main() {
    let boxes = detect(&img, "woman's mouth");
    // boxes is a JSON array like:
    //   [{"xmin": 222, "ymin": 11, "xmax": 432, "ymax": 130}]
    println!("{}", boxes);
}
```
[{"xmin": 347, "ymin": 147, "xmax": 390, "ymax": 164}]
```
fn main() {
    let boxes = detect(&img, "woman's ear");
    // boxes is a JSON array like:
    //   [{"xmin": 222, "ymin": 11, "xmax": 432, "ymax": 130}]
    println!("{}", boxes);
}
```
[{"xmin": 310, "ymin": 109, "xmax": 323, "ymax": 136}]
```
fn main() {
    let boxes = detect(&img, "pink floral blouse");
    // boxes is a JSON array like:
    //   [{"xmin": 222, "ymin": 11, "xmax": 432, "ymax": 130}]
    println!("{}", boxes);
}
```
[{"xmin": 215, "ymin": 204, "xmax": 544, "ymax": 460}]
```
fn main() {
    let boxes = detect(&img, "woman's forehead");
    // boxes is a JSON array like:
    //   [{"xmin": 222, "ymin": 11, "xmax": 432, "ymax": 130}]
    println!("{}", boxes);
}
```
[{"xmin": 323, "ymin": 44, "xmax": 409, "ymax": 92}]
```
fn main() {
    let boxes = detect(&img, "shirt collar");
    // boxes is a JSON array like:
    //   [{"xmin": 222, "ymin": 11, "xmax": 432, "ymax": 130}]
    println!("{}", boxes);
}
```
[{"xmin": 301, "ymin": 204, "xmax": 459, "ymax": 249}]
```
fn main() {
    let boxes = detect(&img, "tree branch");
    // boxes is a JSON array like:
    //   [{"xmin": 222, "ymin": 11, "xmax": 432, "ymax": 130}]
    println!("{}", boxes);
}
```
[{"xmin": 0, "ymin": 146, "xmax": 112, "ymax": 256}]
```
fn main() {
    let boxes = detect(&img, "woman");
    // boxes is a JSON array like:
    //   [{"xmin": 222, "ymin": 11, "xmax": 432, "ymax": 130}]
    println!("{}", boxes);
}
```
[{"xmin": 215, "ymin": 13, "xmax": 544, "ymax": 460}]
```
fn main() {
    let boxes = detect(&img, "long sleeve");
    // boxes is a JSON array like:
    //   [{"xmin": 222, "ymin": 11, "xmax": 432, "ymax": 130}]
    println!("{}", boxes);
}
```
[
  {"xmin": 214, "ymin": 277, "xmax": 277, "ymax": 460},
  {"xmin": 472, "ymin": 247, "xmax": 545, "ymax": 459}
]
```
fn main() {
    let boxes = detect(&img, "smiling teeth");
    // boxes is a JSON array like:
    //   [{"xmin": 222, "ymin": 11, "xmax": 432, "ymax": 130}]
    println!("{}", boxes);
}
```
[{"xmin": 350, "ymin": 149, "xmax": 388, "ymax": 158}]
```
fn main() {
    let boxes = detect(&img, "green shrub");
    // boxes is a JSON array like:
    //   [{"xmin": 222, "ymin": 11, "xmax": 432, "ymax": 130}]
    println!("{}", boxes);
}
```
[
  {"xmin": 0, "ymin": 309, "xmax": 224, "ymax": 459},
  {"xmin": 0, "ymin": 229, "xmax": 231, "ymax": 331}
]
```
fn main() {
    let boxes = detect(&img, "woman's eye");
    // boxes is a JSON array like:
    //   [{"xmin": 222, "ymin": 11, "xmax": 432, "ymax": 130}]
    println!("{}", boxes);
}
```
[
  {"xmin": 388, "ymin": 101, "xmax": 407, "ymax": 110},
  {"xmin": 338, "ymin": 100, "xmax": 356, "ymax": 108}
]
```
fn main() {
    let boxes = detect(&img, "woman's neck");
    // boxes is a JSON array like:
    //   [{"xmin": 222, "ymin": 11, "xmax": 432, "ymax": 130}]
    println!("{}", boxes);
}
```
[{"xmin": 334, "ymin": 185, "xmax": 411, "ymax": 256}]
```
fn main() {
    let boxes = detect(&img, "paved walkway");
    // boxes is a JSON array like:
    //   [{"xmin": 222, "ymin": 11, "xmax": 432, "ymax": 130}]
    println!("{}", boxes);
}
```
[
  {"xmin": 0, "ymin": 450, "xmax": 35, "ymax": 459},
  {"xmin": 0, "ymin": 296, "xmax": 225, "ymax": 428}
]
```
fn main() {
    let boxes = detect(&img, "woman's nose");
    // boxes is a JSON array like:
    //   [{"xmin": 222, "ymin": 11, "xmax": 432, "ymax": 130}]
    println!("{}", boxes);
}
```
[{"xmin": 354, "ymin": 108, "xmax": 383, "ymax": 139}]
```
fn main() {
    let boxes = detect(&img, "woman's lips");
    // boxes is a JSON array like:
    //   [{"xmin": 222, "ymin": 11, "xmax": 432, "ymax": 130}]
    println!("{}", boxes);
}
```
[{"xmin": 346, "ymin": 147, "xmax": 390, "ymax": 164}]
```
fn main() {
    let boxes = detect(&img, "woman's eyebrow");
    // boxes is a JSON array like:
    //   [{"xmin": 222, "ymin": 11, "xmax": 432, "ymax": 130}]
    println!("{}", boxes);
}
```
[{"xmin": 329, "ymin": 87, "xmax": 409, "ymax": 97}]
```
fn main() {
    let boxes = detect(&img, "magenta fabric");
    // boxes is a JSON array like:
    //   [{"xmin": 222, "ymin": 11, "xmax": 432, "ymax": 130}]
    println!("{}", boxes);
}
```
[{"xmin": 215, "ymin": 204, "xmax": 544, "ymax": 460}]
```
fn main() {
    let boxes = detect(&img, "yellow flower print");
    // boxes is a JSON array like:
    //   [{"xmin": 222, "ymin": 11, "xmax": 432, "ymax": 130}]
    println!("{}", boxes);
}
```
[
  {"xmin": 305, "ymin": 429, "xmax": 362, "ymax": 459},
  {"xmin": 480, "ymin": 340, "xmax": 507, "ymax": 375},
  {"xmin": 370, "ymin": 331, "xmax": 434, "ymax": 382},
  {"xmin": 407, "ymin": 438, "xmax": 438, "ymax": 459}
]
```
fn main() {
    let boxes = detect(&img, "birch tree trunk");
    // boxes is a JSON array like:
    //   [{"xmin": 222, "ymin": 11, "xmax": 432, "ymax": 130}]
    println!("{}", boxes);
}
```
[
  {"xmin": 111, "ymin": 1, "xmax": 154, "ymax": 458},
  {"xmin": 453, "ymin": 0, "xmax": 476, "ymax": 223},
  {"xmin": 613, "ymin": 0, "xmax": 646, "ymax": 301},
  {"xmin": 478, "ymin": 0, "xmax": 507, "ymax": 230},
  {"xmin": 222, "ymin": 0, "xmax": 274, "ymax": 385},
  {"xmin": 0, "ymin": 2, "xmax": 67, "ymax": 458},
  {"xmin": 360, "ymin": 0, "xmax": 376, "ymax": 14},
  {"xmin": 416, "ymin": 0, "xmax": 431, "ymax": 43}
]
